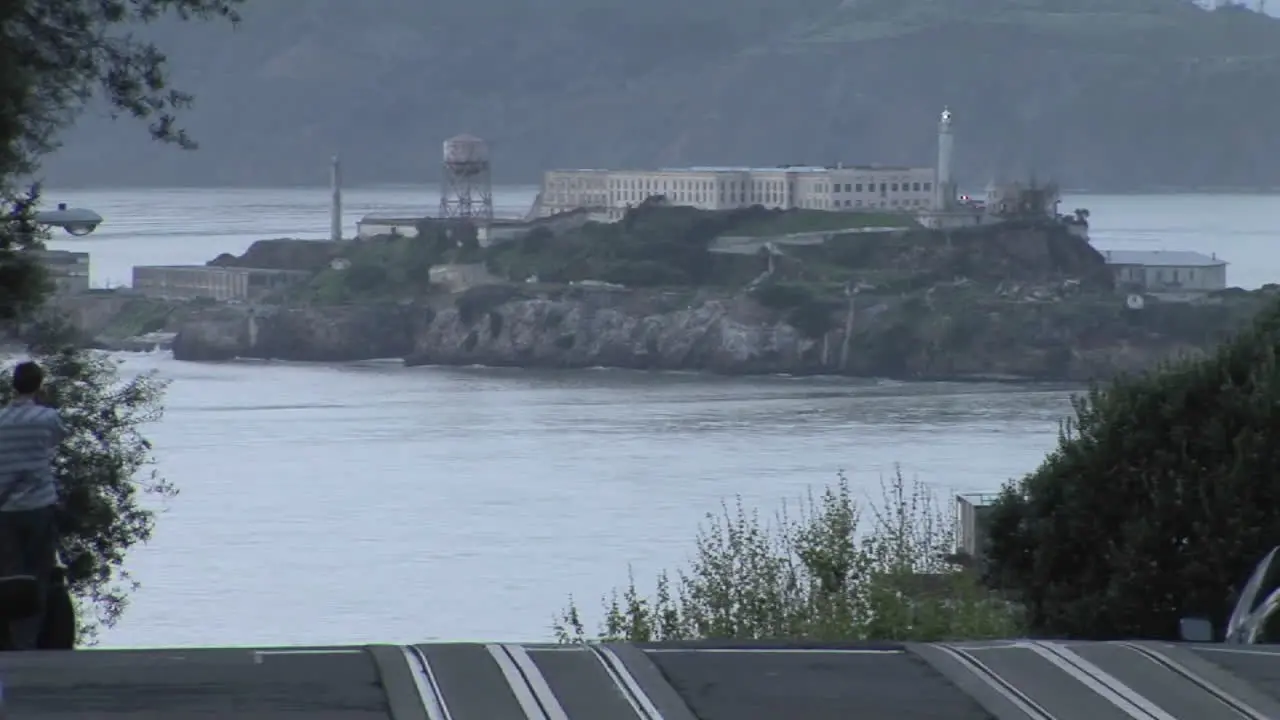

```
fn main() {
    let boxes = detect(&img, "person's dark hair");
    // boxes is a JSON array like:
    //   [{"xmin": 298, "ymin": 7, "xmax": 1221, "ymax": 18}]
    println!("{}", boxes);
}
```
[{"xmin": 11, "ymin": 361, "xmax": 44, "ymax": 395}]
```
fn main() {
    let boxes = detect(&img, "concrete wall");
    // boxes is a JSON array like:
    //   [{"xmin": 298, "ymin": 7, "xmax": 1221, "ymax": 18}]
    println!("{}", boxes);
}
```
[
  {"xmin": 50, "ymin": 290, "xmax": 137, "ymax": 336},
  {"xmin": 356, "ymin": 219, "xmax": 422, "ymax": 240},
  {"xmin": 478, "ymin": 208, "xmax": 598, "ymax": 246},
  {"xmin": 34, "ymin": 250, "xmax": 90, "ymax": 295},
  {"xmin": 428, "ymin": 264, "xmax": 499, "ymax": 293},
  {"xmin": 132, "ymin": 266, "xmax": 310, "ymax": 301}
]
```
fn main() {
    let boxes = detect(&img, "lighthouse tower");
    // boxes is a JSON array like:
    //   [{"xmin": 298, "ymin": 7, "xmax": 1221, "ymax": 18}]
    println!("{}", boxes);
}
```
[
  {"xmin": 329, "ymin": 155, "xmax": 343, "ymax": 242},
  {"xmin": 934, "ymin": 107, "xmax": 955, "ymax": 211}
]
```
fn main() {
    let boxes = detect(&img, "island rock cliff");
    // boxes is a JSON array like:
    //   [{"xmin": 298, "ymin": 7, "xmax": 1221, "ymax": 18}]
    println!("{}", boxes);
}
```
[
  {"xmin": 408, "ymin": 287, "xmax": 816, "ymax": 374},
  {"xmin": 171, "ymin": 304, "xmax": 414, "ymax": 362},
  {"xmin": 170, "ymin": 283, "xmax": 1267, "ymax": 382}
]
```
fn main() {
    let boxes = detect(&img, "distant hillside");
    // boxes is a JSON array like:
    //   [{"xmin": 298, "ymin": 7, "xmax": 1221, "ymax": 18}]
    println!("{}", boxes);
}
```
[{"xmin": 39, "ymin": 0, "xmax": 1280, "ymax": 191}]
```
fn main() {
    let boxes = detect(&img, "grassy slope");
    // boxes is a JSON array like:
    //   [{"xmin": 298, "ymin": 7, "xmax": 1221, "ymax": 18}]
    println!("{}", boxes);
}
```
[{"xmin": 731, "ymin": 211, "xmax": 918, "ymax": 237}]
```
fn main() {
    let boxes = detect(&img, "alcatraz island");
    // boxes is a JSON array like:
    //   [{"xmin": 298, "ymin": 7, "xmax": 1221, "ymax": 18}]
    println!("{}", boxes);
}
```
[{"xmin": 36, "ymin": 110, "xmax": 1277, "ymax": 382}]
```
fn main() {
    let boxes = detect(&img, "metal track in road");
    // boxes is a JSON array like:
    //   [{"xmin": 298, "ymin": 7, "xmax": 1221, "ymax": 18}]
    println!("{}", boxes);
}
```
[
  {"xmin": 485, "ymin": 643, "xmax": 572, "ymax": 720},
  {"xmin": 1027, "ymin": 641, "xmax": 1178, "ymax": 719},
  {"xmin": 403, "ymin": 644, "xmax": 455, "ymax": 720},
  {"xmin": 1114, "ymin": 642, "xmax": 1271, "ymax": 720},
  {"xmin": 936, "ymin": 643, "xmax": 1060, "ymax": 720},
  {"xmin": 586, "ymin": 644, "xmax": 666, "ymax": 720}
]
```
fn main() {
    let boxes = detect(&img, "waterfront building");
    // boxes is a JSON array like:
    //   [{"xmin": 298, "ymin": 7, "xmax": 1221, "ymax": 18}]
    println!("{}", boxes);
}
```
[
  {"xmin": 1102, "ymin": 250, "xmax": 1229, "ymax": 298},
  {"xmin": 537, "ymin": 164, "xmax": 937, "ymax": 220},
  {"xmin": 536, "ymin": 107, "xmax": 964, "ymax": 221}
]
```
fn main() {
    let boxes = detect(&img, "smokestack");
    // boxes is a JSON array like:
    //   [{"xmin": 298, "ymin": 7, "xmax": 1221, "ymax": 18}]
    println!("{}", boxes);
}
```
[{"xmin": 330, "ymin": 155, "xmax": 343, "ymax": 242}]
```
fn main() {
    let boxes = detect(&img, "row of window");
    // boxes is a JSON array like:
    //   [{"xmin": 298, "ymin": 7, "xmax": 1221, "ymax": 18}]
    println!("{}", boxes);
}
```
[
  {"xmin": 829, "ymin": 181, "xmax": 932, "ymax": 194},
  {"xmin": 549, "ymin": 177, "xmax": 937, "ymax": 196},
  {"xmin": 799, "ymin": 198, "xmax": 932, "ymax": 209},
  {"xmin": 810, "ymin": 180, "xmax": 927, "ymax": 193},
  {"xmin": 548, "ymin": 174, "xmax": 936, "ymax": 194},
  {"xmin": 611, "ymin": 177, "xmax": 787, "ymax": 193},
  {"xmin": 1117, "ymin": 267, "xmax": 1204, "ymax": 285},
  {"xmin": 547, "ymin": 190, "xmax": 937, "ymax": 212}
]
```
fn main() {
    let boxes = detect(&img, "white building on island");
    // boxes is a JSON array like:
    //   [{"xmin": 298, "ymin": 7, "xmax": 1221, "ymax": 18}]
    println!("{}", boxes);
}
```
[
  {"xmin": 1102, "ymin": 249, "xmax": 1229, "ymax": 298},
  {"xmin": 538, "ymin": 164, "xmax": 938, "ymax": 220},
  {"xmin": 535, "ymin": 108, "xmax": 962, "ymax": 220}
]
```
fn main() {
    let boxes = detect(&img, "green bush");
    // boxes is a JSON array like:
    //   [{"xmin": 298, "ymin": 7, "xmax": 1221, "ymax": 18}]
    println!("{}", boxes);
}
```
[
  {"xmin": 4, "ymin": 323, "xmax": 171, "ymax": 643},
  {"xmin": 750, "ymin": 282, "xmax": 839, "ymax": 338},
  {"xmin": 484, "ymin": 206, "xmax": 775, "ymax": 288},
  {"xmin": 601, "ymin": 260, "xmax": 689, "ymax": 287},
  {"xmin": 788, "ymin": 301, "xmax": 840, "ymax": 339},
  {"xmin": 295, "ymin": 234, "xmax": 441, "ymax": 304},
  {"xmin": 1, "ymin": 0, "xmax": 237, "ymax": 646},
  {"xmin": 751, "ymin": 281, "xmax": 815, "ymax": 310},
  {"xmin": 554, "ymin": 469, "xmax": 1023, "ymax": 643},
  {"xmin": 456, "ymin": 284, "xmax": 526, "ymax": 325},
  {"xmin": 984, "ymin": 299, "xmax": 1280, "ymax": 640}
]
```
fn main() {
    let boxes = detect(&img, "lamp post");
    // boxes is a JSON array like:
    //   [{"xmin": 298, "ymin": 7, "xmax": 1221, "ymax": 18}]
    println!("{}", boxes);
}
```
[{"xmin": 33, "ymin": 203, "xmax": 103, "ymax": 236}]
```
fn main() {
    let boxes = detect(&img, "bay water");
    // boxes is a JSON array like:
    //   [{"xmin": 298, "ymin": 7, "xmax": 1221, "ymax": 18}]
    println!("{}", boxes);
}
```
[{"xmin": 30, "ymin": 187, "xmax": 1279, "ymax": 647}]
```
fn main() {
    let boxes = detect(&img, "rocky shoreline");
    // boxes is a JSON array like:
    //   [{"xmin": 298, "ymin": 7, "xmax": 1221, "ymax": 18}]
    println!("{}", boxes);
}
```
[{"xmin": 150, "ymin": 283, "xmax": 1263, "ymax": 383}]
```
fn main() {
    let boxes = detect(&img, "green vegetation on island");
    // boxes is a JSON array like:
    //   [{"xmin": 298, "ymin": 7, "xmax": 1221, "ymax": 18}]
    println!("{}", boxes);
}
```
[
  {"xmin": 1, "ymin": 0, "xmax": 240, "ymax": 641},
  {"xmin": 712, "ymin": 208, "xmax": 915, "ymax": 237},
  {"xmin": 290, "ymin": 204, "xmax": 918, "ymax": 304},
  {"xmin": 297, "ymin": 231, "xmax": 441, "ymax": 304}
]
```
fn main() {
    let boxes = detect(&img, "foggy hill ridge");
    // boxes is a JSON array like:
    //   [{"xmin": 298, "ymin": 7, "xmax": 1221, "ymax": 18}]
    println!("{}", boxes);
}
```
[{"xmin": 40, "ymin": 0, "xmax": 1280, "ymax": 191}]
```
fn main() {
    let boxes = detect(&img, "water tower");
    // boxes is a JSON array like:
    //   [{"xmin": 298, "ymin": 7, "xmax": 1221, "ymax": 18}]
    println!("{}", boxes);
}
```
[{"xmin": 438, "ymin": 134, "xmax": 494, "ymax": 222}]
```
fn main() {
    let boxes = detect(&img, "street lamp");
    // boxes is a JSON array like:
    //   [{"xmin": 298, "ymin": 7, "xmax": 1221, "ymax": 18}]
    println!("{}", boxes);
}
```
[{"xmin": 34, "ymin": 203, "xmax": 103, "ymax": 236}]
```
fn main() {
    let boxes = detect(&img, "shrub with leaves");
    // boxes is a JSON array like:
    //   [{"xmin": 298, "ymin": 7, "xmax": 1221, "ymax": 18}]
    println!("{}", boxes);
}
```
[
  {"xmin": 2, "ymin": 323, "xmax": 170, "ymax": 642},
  {"xmin": 984, "ymin": 299, "xmax": 1280, "ymax": 641},
  {"xmin": 554, "ymin": 468, "xmax": 1023, "ymax": 643},
  {"xmin": 0, "ymin": 0, "xmax": 241, "ymax": 644}
]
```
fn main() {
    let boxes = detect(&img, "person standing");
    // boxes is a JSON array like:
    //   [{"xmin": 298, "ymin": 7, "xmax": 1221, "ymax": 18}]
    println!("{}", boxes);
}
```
[{"xmin": 0, "ymin": 362, "xmax": 68, "ymax": 650}]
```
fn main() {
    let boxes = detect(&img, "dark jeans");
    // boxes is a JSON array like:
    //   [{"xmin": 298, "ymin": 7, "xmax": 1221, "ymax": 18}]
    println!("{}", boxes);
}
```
[{"xmin": 0, "ymin": 506, "xmax": 57, "ymax": 650}]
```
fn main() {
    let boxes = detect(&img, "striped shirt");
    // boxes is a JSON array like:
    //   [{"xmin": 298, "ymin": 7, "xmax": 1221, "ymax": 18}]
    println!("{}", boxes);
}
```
[{"xmin": 0, "ymin": 399, "xmax": 68, "ymax": 511}]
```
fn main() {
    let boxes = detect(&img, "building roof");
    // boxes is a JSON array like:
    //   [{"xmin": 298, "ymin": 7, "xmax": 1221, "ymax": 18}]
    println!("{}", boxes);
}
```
[
  {"xmin": 1101, "ymin": 249, "xmax": 1226, "ymax": 267},
  {"xmin": 358, "ymin": 213, "xmax": 427, "ymax": 224},
  {"xmin": 550, "ymin": 165, "xmax": 929, "ymax": 176},
  {"xmin": 658, "ymin": 166, "xmax": 829, "ymax": 174}
]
